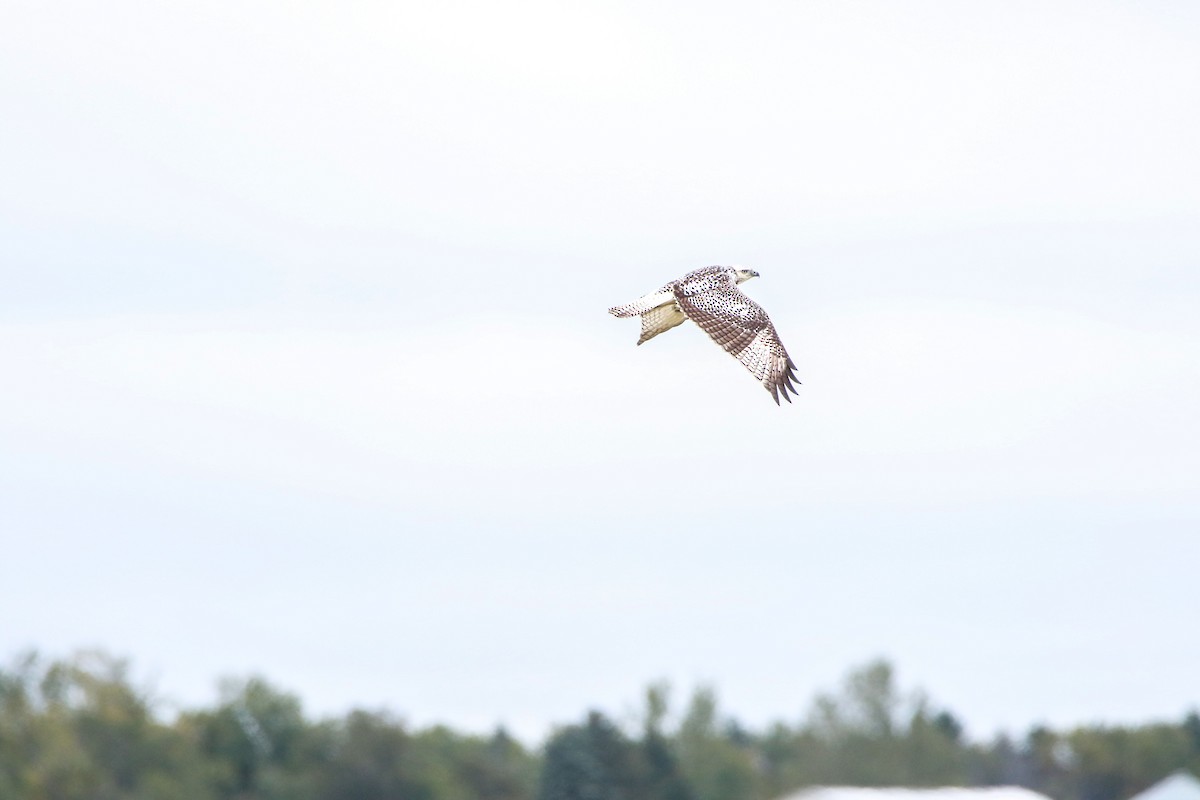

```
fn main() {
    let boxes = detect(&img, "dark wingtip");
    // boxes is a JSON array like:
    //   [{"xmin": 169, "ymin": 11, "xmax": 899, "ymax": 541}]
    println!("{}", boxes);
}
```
[{"xmin": 773, "ymin": 362, "xmax": 802, "ymax": 405}]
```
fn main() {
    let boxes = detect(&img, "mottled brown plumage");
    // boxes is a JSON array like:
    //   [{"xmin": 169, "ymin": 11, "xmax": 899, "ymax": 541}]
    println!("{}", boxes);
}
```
[{"xmin": 609, "ymin": 265, "xmax": 801, "ymax": 404}]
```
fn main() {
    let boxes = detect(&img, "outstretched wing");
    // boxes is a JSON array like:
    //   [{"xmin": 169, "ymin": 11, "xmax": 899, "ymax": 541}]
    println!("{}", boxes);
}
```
[{"xmin": 676, "ymin": 285, "xmax": 800, "ymax": 404}]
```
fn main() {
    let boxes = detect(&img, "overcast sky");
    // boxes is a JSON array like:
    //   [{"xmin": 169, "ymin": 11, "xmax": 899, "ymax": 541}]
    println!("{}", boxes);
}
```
[{"xmin": 2, "ymin": 0, "xmax": 1198, "ymax": 743}]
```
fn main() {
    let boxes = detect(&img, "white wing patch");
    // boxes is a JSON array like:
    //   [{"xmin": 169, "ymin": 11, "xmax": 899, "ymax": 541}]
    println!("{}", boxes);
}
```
[{"xmin": 637, "ymin": 302, "xmax": 688, "ymax": 345}]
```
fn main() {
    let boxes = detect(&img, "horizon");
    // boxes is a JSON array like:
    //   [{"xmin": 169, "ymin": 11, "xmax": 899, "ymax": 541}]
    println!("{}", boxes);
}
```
[{"xmin": 7, "ymin": 647, "xmax": 1198, "ymax": 747}]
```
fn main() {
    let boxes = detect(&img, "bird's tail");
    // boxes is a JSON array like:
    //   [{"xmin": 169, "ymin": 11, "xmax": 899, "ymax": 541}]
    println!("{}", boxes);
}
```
[{"xmin": 608, "ymin": 288, "xmax": 674, "ymax": 318}]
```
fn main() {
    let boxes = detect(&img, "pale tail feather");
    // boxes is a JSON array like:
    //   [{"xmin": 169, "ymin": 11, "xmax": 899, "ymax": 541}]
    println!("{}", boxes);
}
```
[{"xmin": 608, "ymin": 288, "xmax": 674, "ymax": 318}]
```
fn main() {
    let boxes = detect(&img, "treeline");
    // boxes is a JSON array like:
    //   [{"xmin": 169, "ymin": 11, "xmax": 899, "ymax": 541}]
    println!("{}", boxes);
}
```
[{"xmin": 1, "ymin": 651, "xmax": 1197, "ymax": 800}]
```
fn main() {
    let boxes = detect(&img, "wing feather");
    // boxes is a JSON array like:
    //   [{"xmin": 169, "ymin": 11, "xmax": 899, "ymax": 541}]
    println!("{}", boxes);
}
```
[
  {"xmin": 637, "ymin": 302, "xmax": 688, "ymax": 345},
  {"xmin": 676, "ymin": 284, "xmax": 800, "ymax": 404}
]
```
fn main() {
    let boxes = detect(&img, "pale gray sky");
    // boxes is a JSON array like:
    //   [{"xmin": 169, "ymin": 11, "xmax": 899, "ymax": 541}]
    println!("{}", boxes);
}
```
[{"xmin": 2, "ymin": 0, "xmax": 1198, "ymax": 742}]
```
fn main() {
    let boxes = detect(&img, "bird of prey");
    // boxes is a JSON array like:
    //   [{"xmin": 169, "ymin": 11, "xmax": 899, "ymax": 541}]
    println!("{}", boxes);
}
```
[{"xmin": 609, "ymin": 265, "xmax": 801, "ymax": 404}]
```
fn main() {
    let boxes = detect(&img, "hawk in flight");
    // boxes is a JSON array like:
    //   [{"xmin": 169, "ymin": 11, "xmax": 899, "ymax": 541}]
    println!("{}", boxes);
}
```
[{"xmin": 609, "ymin": 265, "xmax": 801, "ymax": 404}]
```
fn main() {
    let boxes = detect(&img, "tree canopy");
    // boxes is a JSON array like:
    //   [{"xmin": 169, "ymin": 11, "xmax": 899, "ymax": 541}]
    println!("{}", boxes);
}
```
[{"xmin": 1, "ymin": 651, "xmax": 1197, "ymax": 800}]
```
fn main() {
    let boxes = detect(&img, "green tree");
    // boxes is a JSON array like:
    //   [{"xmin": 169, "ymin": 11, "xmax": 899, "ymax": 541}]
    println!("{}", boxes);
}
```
[
  {"xmin": 539, "ymin": 712, "xmax": 646, "ymax": 800},
  {"xmin": 9, "ymin": 648, "xmax": 1200, "ymax": 800},
  {"xmin": 470, "ymin": 728, "xmax": 540, "ymax": 800},
  {"xmin": 803, "ymin": 659, "xmax": 910, "ymax": 785},
  {"xmin": 406, "ymin": 724, "xmax": 537, "ymax": 800},
  {"xmin": 640, "ymin": 683, "xmax": 695, "ymax": 800},
  {"xmin": 808, "ymin": 659, "xmax": 902, "ymax": 740},
  {"xmin": 0, "ymin": 650, "xmax": 217, "ymax": 800},
  {"xmin": 1065, "ymin": 723, "xmax": 1197, "ymax": 800},
  {"xmin": 763, "ymin": 659, "xmax": 974, "ymax": 789},
  {"xmin": 1184, "ymin": 711, "xmax": 1200, "ymax": 754},
  {"xmin": 675, "ymin": 688, "xmax": 759, "ymax": 800},
  {"xmin": 901, "ymin": 697, "xmax": 969, "ymax": 785},
  {"xmin": 1024, "ymin": 725, "xmax": 1073, "ymax": 800},
  {"xmin": 306, "ymin": 709, "xmax": 422, "ymax": 800},
  {"xmin": 188, "ymin": 675, "xmax": 311, "ymax": 799}
]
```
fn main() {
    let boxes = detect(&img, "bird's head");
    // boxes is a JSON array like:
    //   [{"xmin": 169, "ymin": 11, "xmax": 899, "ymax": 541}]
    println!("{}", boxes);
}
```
[{"xmin": 733, "ymin": 267, "xmax": 760, "ymax": 283}]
